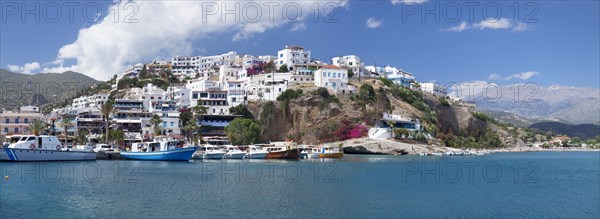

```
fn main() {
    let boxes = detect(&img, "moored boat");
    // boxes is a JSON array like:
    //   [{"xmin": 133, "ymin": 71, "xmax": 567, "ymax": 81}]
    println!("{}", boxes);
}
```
[
  {"xmin": 245, "ymin": 145, "xmax": 268, "ymax": 159},
  {"xmin": 223, "ymin": 145, "xmax": 246, "ymax": 159},
  {"xmin": 310, "ymin": 145, "xmax": 344, "ymax": 158},
  {"xmin": 121, "ymin": 139, "xmax": 195, "ymax": 161},
  {"xmin": 193, "ymin": 145, "xmax": 226, "ymax": 159},
  {"xmin": 2, "ymin": 135, "xmax": 96, "ymax": 161},
  {"xmin": 264, "ymin": 142, "xmax": 299, "ymax": 159}
]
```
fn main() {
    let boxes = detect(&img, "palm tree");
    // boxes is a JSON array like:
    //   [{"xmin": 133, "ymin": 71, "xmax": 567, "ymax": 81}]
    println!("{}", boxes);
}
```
[
  {"xmin": 28, "ymin": 119, "xmax": 47, "ymax": 136},
  {"xmin": 77, "ymin": 129, "xmax": 89, "ymax": 145},
  {"xmin": 59, "ymin": 116, "xmax": 72, "ymax": 146},
  {"xmin": 150, "ymin": 114, "xmax": 163, "ymax": 137},
  {"xmin": 184, "ymin": 117, "xmax": 200, "ymax": 145},
  {"xmin": 100, "ymin": 100, "xmax": 114, "ymax": 144}
]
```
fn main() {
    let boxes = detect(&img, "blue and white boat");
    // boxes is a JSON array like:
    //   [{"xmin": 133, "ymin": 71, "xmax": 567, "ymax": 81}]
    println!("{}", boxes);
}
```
[
  {"xmin": 121, "ymin": 139, "xmax": 196, "ymax": 161},
  {"xmin": 2, "ymin": 135, "xmax": 96, "ymax": 161}
]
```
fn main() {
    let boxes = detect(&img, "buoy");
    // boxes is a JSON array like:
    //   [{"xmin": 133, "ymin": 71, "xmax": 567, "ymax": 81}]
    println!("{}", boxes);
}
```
[{"xmin": 4, "ymin": 175, "xmax": 8, "ymax": 181}]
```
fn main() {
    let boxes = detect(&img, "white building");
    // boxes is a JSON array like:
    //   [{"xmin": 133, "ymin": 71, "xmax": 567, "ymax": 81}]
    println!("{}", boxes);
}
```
[
  {"xmin": 166, "ymin": 86, "xmax": 191, "ymax": 108},
  {"xmin": 332, "ymin": 55, "xmax": 365, "ymax": 78},
  {"xmin": 245, "ymin": 73, "xmax": 291, "ymax": 101},
  {"xmin": 171, "ymin": 51, "xmax": 237, "ymax": 78},
  {"xmin": 71, "ymin": 94, "xmax": 109, "ymax": 109},
  {"xmin": 290, "ymin": 67, "xmax": 315, "ymax": 84},
  {"xmin": 0, "ymin": 106, "xmax": 44, "ymax": 135},
  {"xmin": 147, "ymin": 100, "xmax": 181, "ymax": 136},
  {"xmin": 277, "ymin": 46, "xmax": 311, "ymax": 71},
  {"xmin": 314, "ymin": 65, "xmax": 349, "ymax": 91},
  {"xmin": 219, "ymin": 65, "xmax": 243, "ymax": 82},
  {"xmin": 420, "ymin": 82, "xmax": 448, "ymax": 97}
]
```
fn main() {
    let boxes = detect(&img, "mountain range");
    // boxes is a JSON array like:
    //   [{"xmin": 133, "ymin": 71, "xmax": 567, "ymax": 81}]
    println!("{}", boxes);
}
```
[
  {"xmin": 0, "ymin": 69, "xmax": 99, "ymax": 111},
  {"xmin": 450, "ymin": 82, "xmax": 600, "ymax": 124}
]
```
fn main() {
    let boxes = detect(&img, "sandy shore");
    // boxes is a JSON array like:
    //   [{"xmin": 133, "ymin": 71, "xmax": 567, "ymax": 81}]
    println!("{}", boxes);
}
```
[{"xmin": 335, "ymin": 137, "xmax": 599, "ymax": 155}]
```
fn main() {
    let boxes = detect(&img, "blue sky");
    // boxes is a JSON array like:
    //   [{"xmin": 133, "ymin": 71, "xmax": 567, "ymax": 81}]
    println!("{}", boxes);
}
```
[{"xmin": 1, "ymin": 0, "xmax": 598, "ymax": 88}]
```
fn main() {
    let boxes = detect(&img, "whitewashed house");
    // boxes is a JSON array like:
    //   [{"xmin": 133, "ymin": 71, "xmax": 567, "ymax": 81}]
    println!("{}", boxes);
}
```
[
  {"xmin": 332, "ymin": 55, "xmax": 365, "ymax": 78},
  {"xmin": 314, "ymin": 65, "xmax": 349, "ymax": 91},
  {"xmin": 420, "ymin": 82, "xmax": 448, "ymax": 97},
  {"xmin": 277, "ymin": 46, "xmax": 311, "ymax": 71}
]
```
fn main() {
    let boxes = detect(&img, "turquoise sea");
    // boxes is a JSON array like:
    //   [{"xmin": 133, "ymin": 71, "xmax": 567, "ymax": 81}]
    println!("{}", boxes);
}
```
[{"xmin": 1, "ymin": 152, "xmax": 599, "ymax": 218}]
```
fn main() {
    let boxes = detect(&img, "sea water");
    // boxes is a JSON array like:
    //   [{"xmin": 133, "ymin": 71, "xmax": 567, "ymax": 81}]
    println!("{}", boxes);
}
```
[{"xmin": 1, "ymin": 152, "xmax": 598, "ymax": 218}]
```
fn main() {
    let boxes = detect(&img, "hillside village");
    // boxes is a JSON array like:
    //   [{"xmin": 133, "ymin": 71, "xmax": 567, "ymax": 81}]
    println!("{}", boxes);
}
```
[{"xmin": 1, "ymin": 46, "xmax": 597, "ymax": 152}]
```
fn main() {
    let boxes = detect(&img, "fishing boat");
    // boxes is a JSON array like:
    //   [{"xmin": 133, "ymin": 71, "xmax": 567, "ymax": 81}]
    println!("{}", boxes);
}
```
[
  {"xmin": 245, "ymin": 145, "xmax": 268, "ymax": 159},
  {"xmin": 263, "ymin": 142, "xmax": 299, "ymax": 159},
  {"xmin": 310, "ymin": 145, "xmax": 344, "ymax": 158},
  {"xmin": 2, "ymin": 135, "xmax": 96, "ymax": 161},
  {"xmin": 193, "ymin": 145, "xmax": 226, "ymax": 159},
  {"xmin": 121, "ymin": 139, "xmax": 196, "ymax": 161},
  {"xmin": 223, "ymin": 145, "xmax": 246, "ymax": 159},
  {"xmin": 297, "ymin": 144, "xmax": 314, "ymax": 159}
]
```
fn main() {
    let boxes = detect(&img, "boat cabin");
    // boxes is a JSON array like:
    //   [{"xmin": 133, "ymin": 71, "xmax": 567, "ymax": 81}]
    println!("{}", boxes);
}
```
[
  {"xmin": 312, "ymin": 145, "xmax": 340, "ymax": 154},
  {"xmin": 130, "ymin": 140, "xmax": 180, "ymax": 152},
  {"xmin": 9, "ymin": 135, "xmax": 63, "ymax": 150}
]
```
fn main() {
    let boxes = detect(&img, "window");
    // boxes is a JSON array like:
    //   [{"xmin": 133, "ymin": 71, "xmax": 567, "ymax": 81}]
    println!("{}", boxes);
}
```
[
  {"xmin": 192, "ymin": 93, "xmax": 198, "ymax": 99},
  {"xmin": 14, "ymin": 128, "xmax": 19, "ymax": 133},
  {"xmin": 5, "ymin": 118, "xmax": 9, "ymax": 124},
  {"xmin": 163, "ymin": 122, "xmax": 167, "ymax": 128},
  {"xmin": 170, "ymin": 122, "xmax": 174, "ymax": 127},
  {"xmin": 3, "ymin": 128, "xmax": 7, "ymax": 133}
]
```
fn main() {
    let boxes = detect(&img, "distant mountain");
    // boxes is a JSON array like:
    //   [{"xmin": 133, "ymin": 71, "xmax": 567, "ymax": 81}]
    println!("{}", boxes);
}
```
[
  {"xmin": 482, "ymin": 110, "xmax": 570, "ymax": 128},
  {"xmin": 451, "ymin": 82, "xmax": 600, "ymax": 124},
  {"xmin": 529, "ymin": 122, "xmax": 600, "ymax": 140},
  {"xmin": 0, "ymin": 69, "xmax": 99, "ymax": 111}
]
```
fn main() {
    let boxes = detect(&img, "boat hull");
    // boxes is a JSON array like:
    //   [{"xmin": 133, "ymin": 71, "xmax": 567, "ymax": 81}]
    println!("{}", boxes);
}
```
[
  {"xmin": 315, "ymin": 152, "xmax": 344, "ymax": 158},
  {"xmin": 120, "ymin": 147, "xmax": 196, "ymax": 161},
  {"xmin": 192, "ymin": 152, "xmax": 226, "ymax": 159},
  {"xmin": 246, "ymin": 152, "xmax": 267, "ymax": 159},
  {"xmin": 3, "ymin": 148, "xmax": 96, "ymax": 161},
  {"xmin": 265, "ymin": 149, "xmax": 299, "ymax": 159},
  {"xmin": 224, "ymin": 152, "xmax": 246, "ymax": 159}
]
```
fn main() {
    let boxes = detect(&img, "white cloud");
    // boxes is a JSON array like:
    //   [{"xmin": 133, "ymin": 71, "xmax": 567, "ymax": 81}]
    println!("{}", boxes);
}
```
[
  {"xmin": 505, "ymin": 71, "xmax": 540, "ymax": 80},
  {"xmin": 441, "ymin": 18, "xmax": 531, "ymax": 33},
  {"xmin": 289, "ymin": 23, "xmax": 306, "ymax": 32},
  {"xmin": 442, "ymin": 21, "xmax": 469, "ymax": 32},
  {"xmin": 391, "ymin": 0, "xmax": 428, "ymax": 4},
  {"xmin": 488, "ymin": 73, "xmax": 502, "ymax": 80},
  {"xmin": 6, "ymin": 62, "xmax": 40, "ymax": 74},
  {"xmin": 39, "ymin": 0, "xmax": 348, "ymax": 80},
  {"xmin": 366, "ymin": 17, "xmax": 383, "ymax": 29},
  {"xmin": 474, "ymin": 18, "xmax": 512, "ymax": 30},
  {"xmin": 512, "ymin": 21, "xmax": 529, "ymax": 32}
]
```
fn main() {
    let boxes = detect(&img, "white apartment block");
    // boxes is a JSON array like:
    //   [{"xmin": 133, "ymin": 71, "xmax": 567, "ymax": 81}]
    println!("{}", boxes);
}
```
[
  {"xmin": 245, "ymin": 73, "xmax": 291, "ymax": 101},
  {"xmin": 0, "ymin": 106, "xmax": 44, "ymax": 135},
  {"xmin": 166, "ymin": 86, "xmax": 191, "ymax": 108},
  {"xmin": 171, "ymin": 51, "xmax": 237, "ymax": 77},
  {"xmin": 314, "ymin": 65, "xmax": 349, "ymax": 91},
  {"xmin": 332, "ymin": 55, "xmax": 365, "ymax": 78},
  {"xmin": 118, "ymin": 63, "xmax": 144, "ymax": 80},
  {"xmin": 71, "ymin": 94, "xmax": 109, "ymax": 109},
  {"xmin": 147, "ymin": 100, "xmax": 181, "ymax": 136},
  {"xmin": 225, "ymin": 81, "xmax": 246, "ymax": 107},
  {"xmin": 277, "ymin": 46, "xmax": 311, "ymax": 71},
  {"xmin": 420, "ymin": 82, "xmax": 448, "ymax": 97},
  {"xmin": 289, "ymin": 68, "xmax": 315, "ymax": 84},
  {"xmin": 219, "ymin": 65, "xmax": 243, "ymax": 82}
]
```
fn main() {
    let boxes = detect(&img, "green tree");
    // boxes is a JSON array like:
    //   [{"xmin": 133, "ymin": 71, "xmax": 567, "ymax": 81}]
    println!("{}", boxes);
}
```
[
  {"xmin": 150, "ymin": 114, "xmax": 163, "ymax": 136},
  {"xmin": 184, "ymin": 117, "xmax": 201, "ymax": 145},
  {"xmin": 77, "ymin": 129, "xmax": 89, "ymax": 145},
  {"xmin": 277, "ymin": 64, "xmax": 288, "ymax": 72},
  {"xmin": 59, "ymin": 116, "xmax": 72, "ymax": 146},
  {"xmin": 259, "ymin": 101, "xmax": 276, "ymax": 134},
  {"xmin": 224, "ymin": 118, "xmax": 261, "ymax": 145},
  {"xmin": 347, "ymin": 69, "xmax": 354, "ymax": 78},
  {"xmin": 108, "ymin": 129, "xmax": 125, "ymax": 145},
  {"xmin": 138, "ymin": 64, "xmax": 148, "ymax": 79},
  {"xmin": 192, "ymin": 104, "xmax": 208, "ymax": 115},
  {"xmin": 179, "ymin": 109, "xmax": 193, "ymax": 137},
  {"xmin": 229, "ymin": 104, "xmax": 254, "ymax": 119},
  {"xmin": 28, "ymin": 118, "xmax": 47, "ymax": 136},
  {"xmin": 100, "ymin": 100, "xmax": 114, "ymax": 143}
]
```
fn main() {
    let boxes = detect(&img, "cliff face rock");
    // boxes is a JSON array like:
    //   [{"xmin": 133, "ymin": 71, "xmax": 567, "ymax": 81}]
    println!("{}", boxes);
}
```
[{"xmin": 246, "ymin": 82, "xmax": 519, "ymax": 148}]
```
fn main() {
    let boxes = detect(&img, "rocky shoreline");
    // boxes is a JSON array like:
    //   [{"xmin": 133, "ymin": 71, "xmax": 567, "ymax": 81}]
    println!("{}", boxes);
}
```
[{"xmin": 336, "ymin": 137, "xmax": 600, "ymax": 155}]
